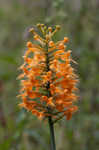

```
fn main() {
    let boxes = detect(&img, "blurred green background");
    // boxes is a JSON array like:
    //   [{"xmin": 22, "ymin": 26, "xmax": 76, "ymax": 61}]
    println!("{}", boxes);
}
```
[{"xmin": 0, "ymin": 0, "xmax": 99, "ymax": 150}]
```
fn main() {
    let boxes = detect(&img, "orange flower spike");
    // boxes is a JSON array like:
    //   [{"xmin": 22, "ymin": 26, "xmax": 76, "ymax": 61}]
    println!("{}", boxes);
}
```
[{"xmin": 18, "ymin": 24, "xmax": 79, "ymax": 123}]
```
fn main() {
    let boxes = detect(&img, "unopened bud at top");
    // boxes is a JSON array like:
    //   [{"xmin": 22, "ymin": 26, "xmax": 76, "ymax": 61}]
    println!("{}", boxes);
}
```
[
  {"xmin": 41, "ymin": 24, "xmax": 44, "ymax": 27},
  {"xmin": 48, "ymin": 27, "xmax": 52, "ymax": 32},
  {"xmin": 29, "ymin": 28, "xmax": 35, "ymax": 33},
  {"xmin": 36, "ymin": 23, "xmax": 41, "ymax": 28},
  {"xmin": 56, "ymin": 25, "xmax": 61, "ymax": 30},
  {"xmin": 46, "ymin": 34, "xmax": 50, "ymax": 41}
]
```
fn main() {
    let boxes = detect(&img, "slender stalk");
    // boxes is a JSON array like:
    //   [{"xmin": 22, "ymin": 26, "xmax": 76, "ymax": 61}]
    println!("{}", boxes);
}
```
[
  {"xmin": 44, "ymin": 35, "xmax": 56, "ymax": 150},
  {"xmin": 48, "ymin": 116, "xmax": 56, "ymax": 150}
]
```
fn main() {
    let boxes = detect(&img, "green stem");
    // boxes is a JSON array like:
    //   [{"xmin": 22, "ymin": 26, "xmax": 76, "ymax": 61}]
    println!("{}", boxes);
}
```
[
  {"xmin": 45, "ymin": 38, "xmax": 56, "ymax": 150},
  {"xmin": 48, "ymin": 116, "xmax": 56, "ymax": 150}
]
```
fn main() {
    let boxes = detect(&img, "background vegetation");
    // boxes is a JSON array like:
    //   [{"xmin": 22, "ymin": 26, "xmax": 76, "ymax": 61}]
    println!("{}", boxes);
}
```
[{"xmin": 0, "ymin": 0, "xmax": 99, "ymax": 150}]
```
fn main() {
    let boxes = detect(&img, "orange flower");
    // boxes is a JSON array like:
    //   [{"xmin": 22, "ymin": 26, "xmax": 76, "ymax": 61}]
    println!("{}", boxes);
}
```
[{"xmin": 17, "ymin": 24, "xmax": 79, "ymax": 122}]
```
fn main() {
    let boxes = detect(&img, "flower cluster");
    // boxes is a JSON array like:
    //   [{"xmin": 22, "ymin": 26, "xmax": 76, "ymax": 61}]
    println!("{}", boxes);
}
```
[{"xmin": 17, "ymin": 24, "xmax": 79, "ymax": 122}]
